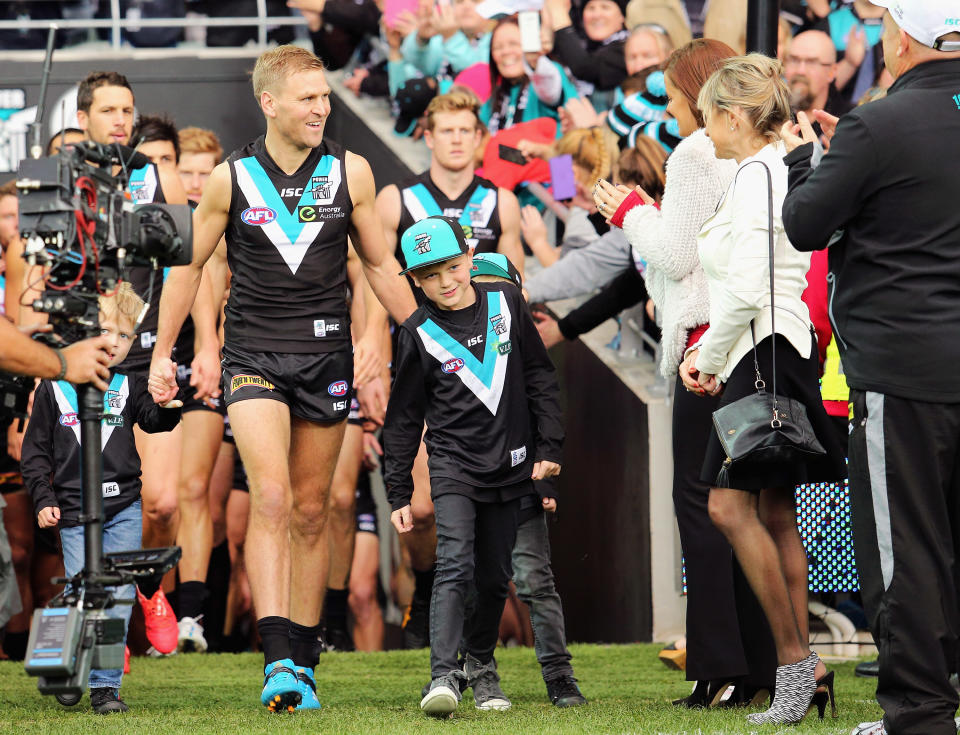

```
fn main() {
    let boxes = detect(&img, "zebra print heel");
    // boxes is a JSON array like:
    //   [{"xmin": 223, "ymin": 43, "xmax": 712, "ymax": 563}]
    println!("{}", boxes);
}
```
[{"xmin": 746, "ymin": 652, "xmax": 819, "ymax": 725}]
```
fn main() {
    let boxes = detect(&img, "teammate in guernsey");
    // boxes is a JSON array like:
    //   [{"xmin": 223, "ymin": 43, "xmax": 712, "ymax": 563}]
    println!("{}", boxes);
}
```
[
  {"xmin": 378, "ymin": 88, "xmax": 523, "ymax": 275},
  {"xmin": 384, "ymin": 216, "xmax": 563, "ymax": 717},
  {"xmin": 76, "ymin": 71, "xmax": 221, "ymax": 658},
  {"xmin": 148, "ymin": 46, "xmax": 417, "ymax": 713},
  {"xmin": 376, "ymin": 88, "xmax": 523, "ymax": 648}
]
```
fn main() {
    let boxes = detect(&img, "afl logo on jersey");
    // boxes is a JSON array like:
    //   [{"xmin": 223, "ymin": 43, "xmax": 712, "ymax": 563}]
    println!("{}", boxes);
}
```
[
  {"xmin": 441, "ymin": 358, "xmax": 465, "ymax": 374},
  {"xmin": 241, "ymin": 206, "xmax": 277, "ymax": 226},
  {"xmin": 327, "ymin": 380, "xmax": 349, "ymax": 397},
  {"xmin": 59, "ymin": 413, "xmax": 79, "ymax": 427}
]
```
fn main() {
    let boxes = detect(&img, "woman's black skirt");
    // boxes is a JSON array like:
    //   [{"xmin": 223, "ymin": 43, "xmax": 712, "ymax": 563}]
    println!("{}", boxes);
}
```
[{"xmin": 699, "ymin": 333, "xmax": 848, "ymax": 492}]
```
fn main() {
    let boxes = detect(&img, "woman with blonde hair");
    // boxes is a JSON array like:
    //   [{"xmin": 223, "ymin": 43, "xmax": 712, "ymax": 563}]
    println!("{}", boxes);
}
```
[
  {"xmin": 593, "ymin": 39, "xmax": 778, "ymax": 710},
  {"xmin": 681, "ymin": 54, "xmax": 846, "ymax": 724}
]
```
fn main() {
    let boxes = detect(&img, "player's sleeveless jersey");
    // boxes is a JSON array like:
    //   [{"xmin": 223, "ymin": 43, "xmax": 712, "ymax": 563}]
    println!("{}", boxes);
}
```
[
  {"xmin": 395, "ymin": 172, "xmax": 501, "ymax": 269},
  {"xmin": 120, "ymin": 163, "xmax": 196, "ymax": 371},
  {"xmin": 224, "ymin": 136, "xmax": 352, "ymax": 354}
]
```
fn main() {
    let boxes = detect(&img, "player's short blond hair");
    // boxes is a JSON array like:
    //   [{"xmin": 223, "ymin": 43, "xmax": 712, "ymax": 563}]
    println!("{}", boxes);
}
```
[
  {"xmin": 178, "ymin": 126, "xmax": 223, "ymax": 164},
  {"xmin": 425, "ymin": 88, "xmax": 481, "ymax": 132},
  {"xmin": 100, "ymin": 282, "xmax": 145, "ymax": 328},
  {"xmin": 252, "ymin": 45, "xmax": 326, "ymax": 100}
]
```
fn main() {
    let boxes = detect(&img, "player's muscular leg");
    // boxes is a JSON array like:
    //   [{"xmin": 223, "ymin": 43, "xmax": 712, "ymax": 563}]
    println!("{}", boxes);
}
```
[
  {"xmin": 327, "ymin": 423, "xmax": 364, "ymax": 590},
  {"xmin": 176, "ymin": 410, "xmax": 224, "ymax": 582},
  {"xmin": 404, "ymin": 441, "xmax": 437, "ymax": 571},
  {"xmin": 208, "ymin": 442, "xmax": 236, "ymax": 549},
  {"xmin": 349, "ymin": 532, "xmax": 384, "ymax": 651},
  {"xmin": 229, "ymin": 399, "xmax": 293, "ymax": 618},
  {"xmin": 136, "ymin": 424, "xmax": 183, "ymax": 548},
  {"xmin": 288, "ymin": 417, "xmax": 347, "ymax": 626}
]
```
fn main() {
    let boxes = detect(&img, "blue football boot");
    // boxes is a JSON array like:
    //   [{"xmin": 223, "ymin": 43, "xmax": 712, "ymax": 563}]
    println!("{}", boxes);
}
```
[
  {"xmin": 260, "ymin": 658, "xmax": 301, "ymax": 713},
  {"xmin": 295, "ymin": 667, "xmax": 322, "ymax": 710}
]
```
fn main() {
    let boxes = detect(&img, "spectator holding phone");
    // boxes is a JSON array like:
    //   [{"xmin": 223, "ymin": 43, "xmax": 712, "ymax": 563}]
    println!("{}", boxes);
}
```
[
  {"xmin": 526, "ymin": 136, "xmax": 666, "ymax": 310},
  {"xmin": 518, "ymin": 127, "xmax": 612, "ymax": 267},
  {"xmin": 480, "ymin": 16, "xmax": 579, "ymax": 135}
]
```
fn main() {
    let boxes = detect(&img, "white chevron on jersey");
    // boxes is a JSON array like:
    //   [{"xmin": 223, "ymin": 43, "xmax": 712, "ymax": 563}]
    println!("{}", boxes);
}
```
[
  {"xmin": 51, "ymin": 375, "xmax": 130, "ymax": 449},
  {"xmin": 416, "ymin": 291, "xmax": 512, "ymax": 416},
  {"xmin": 234, "ymin": 159, "xmax": 324, "ymax": 275}
]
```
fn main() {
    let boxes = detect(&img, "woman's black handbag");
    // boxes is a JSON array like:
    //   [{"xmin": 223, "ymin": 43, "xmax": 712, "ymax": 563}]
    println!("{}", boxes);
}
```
[{"xmin": 710, "ymin": 160, "xmax": 826, "ymax": 488}]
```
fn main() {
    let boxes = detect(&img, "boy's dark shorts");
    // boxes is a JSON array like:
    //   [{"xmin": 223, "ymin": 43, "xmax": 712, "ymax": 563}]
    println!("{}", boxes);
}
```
[
  {"xmin": 177, "ymin": 365, "xmax": 227, "ymax": 416},
  {"xmin": 221, "ymin": 345, "xmax": 354, "ymax": 424}
]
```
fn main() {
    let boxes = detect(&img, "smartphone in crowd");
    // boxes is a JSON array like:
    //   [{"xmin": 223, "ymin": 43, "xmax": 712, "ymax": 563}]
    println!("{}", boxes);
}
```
[
  {"xmin": 384, "ymin": 0, "xmax": 419, "ymax": 27},
  {"xmin": 518, "ymin": 10, "xmax": 541, "ymax": 53},
  {"xmin": 498, "ymin": 144, "xmax": 528, "ymax": 166},
  {"xmin": 549, "ymin": 154, "xmax": 577, "ymax": 201}
]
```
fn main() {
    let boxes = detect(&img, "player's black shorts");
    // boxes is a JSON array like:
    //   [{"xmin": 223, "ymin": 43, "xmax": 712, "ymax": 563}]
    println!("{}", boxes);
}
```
[
  {"xmin": 221, "ymin": 345, "xmax": 354, "ymax": 424},
  {"xmin": 355, "ymin": 471, "xmax": 377, "ymax": 535},
  {"xmin": 177, "ymin": 364, "xmax": 227, "ymax": 416}
]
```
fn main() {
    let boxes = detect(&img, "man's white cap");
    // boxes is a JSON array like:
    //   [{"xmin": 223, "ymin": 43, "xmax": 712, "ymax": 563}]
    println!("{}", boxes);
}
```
[{"xmin": 871, "ymin": 0, "xmax": 960, "ymax": 51}]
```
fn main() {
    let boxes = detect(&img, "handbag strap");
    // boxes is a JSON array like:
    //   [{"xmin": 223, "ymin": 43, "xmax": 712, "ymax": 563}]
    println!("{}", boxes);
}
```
[{"xmin": 737, "ymin": 159, "xmax": 779, "ymax": 426}]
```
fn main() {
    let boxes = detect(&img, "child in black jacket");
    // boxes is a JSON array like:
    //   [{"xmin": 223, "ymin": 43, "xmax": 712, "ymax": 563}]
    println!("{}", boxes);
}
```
[
  {"xmin": 21, "ymin": 282, "xmax": 181, "ymax": 714},
  {"xmin": 384, "ymin": 216, "xmax": 563, "ymax": 717}
]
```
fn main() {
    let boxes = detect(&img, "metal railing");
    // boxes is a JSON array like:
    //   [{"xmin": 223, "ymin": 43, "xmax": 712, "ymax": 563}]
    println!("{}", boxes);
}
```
[{"xmin": 0, "ymin": 3, "xmax": 307, "ymax": 49}]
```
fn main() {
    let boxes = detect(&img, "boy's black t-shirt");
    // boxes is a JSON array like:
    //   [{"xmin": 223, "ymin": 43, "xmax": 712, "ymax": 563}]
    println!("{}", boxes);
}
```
[
  {"xmin": 383, "ymin": 282, "xmax": 563, "ymax": 510},
  {"xmin": 21, "ymin": 371, "xmax": 181, "ymax": 526}
]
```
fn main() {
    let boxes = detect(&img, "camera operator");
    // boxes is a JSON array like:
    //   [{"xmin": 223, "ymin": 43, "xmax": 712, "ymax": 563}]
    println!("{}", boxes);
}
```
[{"xmin": 0, "ymin": 321, "xmax": 112, "ymax": 390}]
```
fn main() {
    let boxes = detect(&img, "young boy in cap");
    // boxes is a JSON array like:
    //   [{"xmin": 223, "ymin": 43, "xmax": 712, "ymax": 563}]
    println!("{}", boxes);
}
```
[
  {"xmin": 384, "ymin": 216, "xmax": 563, "ymax": 717},
  {"xmin": 468, "ymin": 252, "xmax": 587, "ymax": 708},
  {"xmin": 21, "ymin": 283, "xmax": 182, "ymax": 714}
]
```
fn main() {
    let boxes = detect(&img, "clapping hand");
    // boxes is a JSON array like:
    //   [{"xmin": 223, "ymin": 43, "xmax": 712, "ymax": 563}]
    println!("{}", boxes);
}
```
[{"xmin": 593, "ymin": 178, "xmax": 653, "ymax": 222}]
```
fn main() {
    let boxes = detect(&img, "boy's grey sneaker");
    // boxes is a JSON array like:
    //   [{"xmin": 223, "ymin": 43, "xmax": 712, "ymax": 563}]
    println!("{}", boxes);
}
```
[
  {"xmin": 546, "ymin": 675, "xmax": 587, "ymax": 707},
  {"xmin": 90, "ymin": 687, "xmax": 129, "ymax": 714},
  {"xmin": 464, "ymin": 653, "xmax": 511, "ymax": 711},
  {"xmin": 420, "ymin": 672, "xmax": 463, "ymax": 717}
]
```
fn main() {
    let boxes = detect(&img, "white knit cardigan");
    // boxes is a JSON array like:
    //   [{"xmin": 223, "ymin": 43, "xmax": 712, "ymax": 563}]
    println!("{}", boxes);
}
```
[{"xmin": 621, "ymin": 129, "xmax": 737, "ymax": 378}]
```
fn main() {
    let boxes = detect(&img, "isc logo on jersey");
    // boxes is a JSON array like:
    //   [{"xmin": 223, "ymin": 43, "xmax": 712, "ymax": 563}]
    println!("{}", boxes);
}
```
[
  {"xmin": 241, "ymin": 207, "xmax": 277, "ymax": 226},
  {"xmin": 442, "ymin": 358, "xmax": 465, "ymax": 374},
  {"xmin": 59, "ymin": 413, "xmax": 79, "ymax": 427},
  {"xmin": 328, "ymin": 380, "xmax": 349, "ymax": 397}
]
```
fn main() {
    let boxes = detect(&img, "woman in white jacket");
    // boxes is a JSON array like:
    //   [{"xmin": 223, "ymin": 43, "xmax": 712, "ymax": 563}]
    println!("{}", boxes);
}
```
[
  {"xmin": 594, "ymin": 39, "xmax": 777, "ymax": 709},
  {"xmin": 681, "ymin": 55, "xmax": 845, "ymax": 725}
]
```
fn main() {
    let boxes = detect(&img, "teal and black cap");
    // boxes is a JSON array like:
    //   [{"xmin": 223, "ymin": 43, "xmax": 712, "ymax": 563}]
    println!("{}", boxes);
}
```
[
  {"xmin": 470, "ymin": 252, "xmax": 523, "ymax": 289},
  {"xmin": 399, "ymin": 215, "xmax": 470, "ymax": 275}
]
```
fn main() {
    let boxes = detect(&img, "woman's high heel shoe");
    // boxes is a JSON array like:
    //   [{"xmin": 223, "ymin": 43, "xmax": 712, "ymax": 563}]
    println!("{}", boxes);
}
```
[
  {"xmin": 746, "ymin": 652, "xmax": 819, "ymax": 725},
  {"xmin": 672, "ymin": 679, "xmax": 735, "ymax": 708},
  {"xmin": 809, "ymin": 670, "xmax": 838, "ymax": 719}
]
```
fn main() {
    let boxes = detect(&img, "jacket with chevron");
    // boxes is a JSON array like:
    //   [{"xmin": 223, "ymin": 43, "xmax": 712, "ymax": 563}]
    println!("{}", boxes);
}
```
[
  {"xmin": 21, "ymin": 372, "xmax": 181, "ymax": 526},
  {"xmin": 384, "ymin": 282, "xmax": 563, "ymax": 511}
]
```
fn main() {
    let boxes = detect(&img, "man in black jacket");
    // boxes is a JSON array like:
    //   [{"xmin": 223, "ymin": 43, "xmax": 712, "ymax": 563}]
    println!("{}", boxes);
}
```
[{"xmin": 781, "ymin": 4, "xmax": 960, "ymax": 734}]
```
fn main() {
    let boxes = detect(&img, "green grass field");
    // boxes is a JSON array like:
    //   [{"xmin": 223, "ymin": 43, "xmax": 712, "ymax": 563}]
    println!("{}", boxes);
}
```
[{"xmin": 0, "ymin": 644, "xmax": 882, "ymax": 734}]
